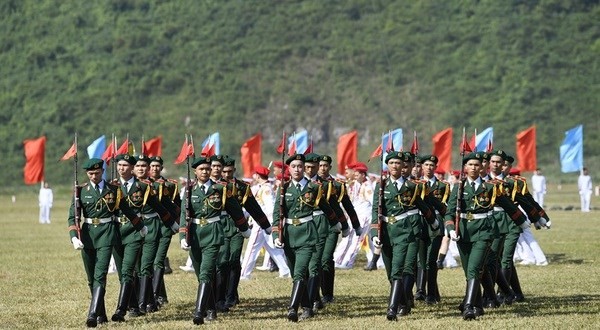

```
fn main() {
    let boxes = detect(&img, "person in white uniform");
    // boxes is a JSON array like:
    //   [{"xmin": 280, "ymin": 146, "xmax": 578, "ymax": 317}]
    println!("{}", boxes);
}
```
[
  {"xmin": 530, "ymin": 168, "xmax": 547, "ymax": 207},
  {"xmin": 578, "ymin": 167, "xmax": 593, "ymax": 212},
  {"xmin": 39, "ymin": 182, "xmax": 53, "ymax": 224}
]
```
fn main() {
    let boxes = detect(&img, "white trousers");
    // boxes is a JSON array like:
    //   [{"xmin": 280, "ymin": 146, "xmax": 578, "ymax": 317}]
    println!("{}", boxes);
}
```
[
  {"xmin": 39, "ymin": 205, "xmax": 51, "ymax": 224},
  {"xmin": 580, "ymin": 191, "xmax": 592, "ymax": 212},
  {"xmin": 515, "ymin": 227, "xmax": 547, "ymax": 264},
  {"xmin": 533, "ymin": 191, "xmax": 545, "ymax": 207},
  {"xmin": 240, "ymin": 225, "xmax": 289, "ymax": 278}
]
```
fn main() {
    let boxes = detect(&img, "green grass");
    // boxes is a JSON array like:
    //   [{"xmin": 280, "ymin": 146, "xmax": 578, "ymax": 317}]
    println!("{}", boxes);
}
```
[{"xmin": 1, "ymin": 184, "xmax": 599, "ymax": 329}]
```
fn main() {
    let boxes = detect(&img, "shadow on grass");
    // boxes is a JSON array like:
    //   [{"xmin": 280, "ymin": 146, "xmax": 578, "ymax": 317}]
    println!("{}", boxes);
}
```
[{"xmin": 545, "ymin": 253, "xmax": 585, "ymax": 265}]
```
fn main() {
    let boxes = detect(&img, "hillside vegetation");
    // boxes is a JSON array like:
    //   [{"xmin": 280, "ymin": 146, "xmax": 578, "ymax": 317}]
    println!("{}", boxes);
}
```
[{"xmin": 1, "ymin": 0, "xmax": 599, "ymax": 186}]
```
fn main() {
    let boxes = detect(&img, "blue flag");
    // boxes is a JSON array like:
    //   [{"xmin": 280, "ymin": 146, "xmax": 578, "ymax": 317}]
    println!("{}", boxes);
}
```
[
  {"xmin": 288, "ymin": 130, "xmax": 309, "ymax": 154},
  {"xmin": 382, "ymin": 128, "xmax": 403, "ymax": 170},
  {"xmin": 475, "ymin": 127, "xmax": 493, "ymax": 152},
  {"xmin": 559, "ymin": 125, "xmax": 583, "ymax": 173},
  {"xmin": 201, "ymin": 132, "xmax": 220, "ymax": 155},
  {"xmin": 87, "ymin": 135, "xmax": 106, "ymax": 178}
]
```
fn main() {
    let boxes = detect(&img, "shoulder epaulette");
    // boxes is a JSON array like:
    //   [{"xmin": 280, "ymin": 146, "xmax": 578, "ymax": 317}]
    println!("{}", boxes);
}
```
[{"xmin": 140, "ymin": 178, "xmax": 153, "ymax": 185}]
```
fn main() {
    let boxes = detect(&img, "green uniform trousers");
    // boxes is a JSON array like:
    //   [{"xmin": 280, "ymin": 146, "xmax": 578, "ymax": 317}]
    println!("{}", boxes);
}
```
[
  {"xmin": 82, "ymin": 245, "xmax": 113, "ymax": 289},
  {"xmin": 284, "ymin": 244, "xmax": 317, "ymax": 281},
  {"xmin": 308, "ymin": 215, "xmax": 329, "ymax": 277},
  {"xmin": 321, "ymin": 230, "xmax": 339, "ymax": 272},
  {"xmin": 113, "ymin": 240, "xmax": 142, "ymax": 284},
  {"xmin": 381, "ymin": 240, "xmax": 418, "ymax": 281},
  {"xmin": 138, "ymin": 217, "xmax": 161, "ymax": 276},
  {"xmin": 153, "ymin": 225, "xmax": 173, "ymax": 270},
  {"xmin": 458, "ymin": 239, "xmax": 491, "ymax": 280},
  {"xmin": 418, "ymin": 235, "xmax": 443, "ymax": 271},
  {"xmin": 190, "ymin": 245, "xmax": 220, "ymax": 283}
]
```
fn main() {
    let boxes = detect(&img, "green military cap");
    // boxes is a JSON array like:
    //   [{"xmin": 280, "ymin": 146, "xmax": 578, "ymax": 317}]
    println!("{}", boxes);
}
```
[
  {"xmin": 150, "ymin": 156, "xmax": 163, "ymax": 165},
  {"xmin": 210, "ymin": 154, "xmax": 225, "ymax": 164},
  {"xmin": 505, "ymin": 154, "xmax": 515, "ymax": 164},
  {"xmin": 223, "ymin": 156, "xmax": 235, "ymax": 167},
  {"xmin": 192, "ymin": 156, "xmax": 211, "ymax": 169},
  {"xmin": 385, "ymin": 151, "xmax": 409, "ymax": 164},
  {"xmin": 135, "ymin": 154, "xmax": 150, "ymax": 163},
  {"xmin": 476, "ymin": 151, "xmax": 490, "ymax": 161},
  {"xmin": 83, "ymin": 158, "xmax": 104, "ymax": 171},
  {"xmin": 403, "ymin": 151, "xmax": 415, "ymax": 163},
  {"xmin": 286, "ymin": 153, "xmax": 305, "ymax": 165},
  {"xmin": 420, "ymin": 154, "xmax": 438, "ymax": 164},
  {"xmin": 462, "ymin": 152, "xmax": 482, "ymax": 165},
  {"xmin": 304, "ymin": 153, "xmax": 321, "ymax": 163},
  {"xmin": 489, "ymin": 149, "xmax": 507, "ymax": 161},
  {"xmin": 115, "ymin": 153, "xmax": 136, "ymax": 165},
  {"xmin": 319, "ymin": 155, "xmax": 333, "ymax": 164}
]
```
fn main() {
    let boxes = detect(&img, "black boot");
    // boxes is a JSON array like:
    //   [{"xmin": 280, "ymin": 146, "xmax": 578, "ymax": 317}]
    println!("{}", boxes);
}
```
[
  {"xmin": 269, "ymin": 257, "xmax": 279, "ymax": 272},
  {"xmin": 112, "ymin": 281, "xmax": 133, "ymax": 322},
  {"xmin": 164, "ymin": 257, "xmax": 173, "ymax": 274},
  {"xmin": 152, "ymin": 268, "xmax": 166, "ymax": 308},
  {"xmin": 474, "ymin": 282, "xmax": 484, "ymax": 317},
  {"xmin": 193, "ymin": 283, "xmax": 211, "ymax": 325},
  {"xmin": 225, "ymin": 263, "xmax": 241, "ymax": 309},
  {"xmin": 322, "ymin": 263, "xmax": 335, "ymax": 304},
  {"xmin": 364, "ymin": 253, "xmax": 380, "ymax": 271},
  {"xmin": 215, "ymin": 267, "xmax": 229, "ymax": 312},
  {"xmin": 386, "ymin": 280, "xmax": 402, "ymax": 321},
  {"xmin": 481, "ymin": 269, "xmax": 500, "ymax": 308},
  {"xmin": 436, "ymin": 253, "xmax": 446, "ymax": 269},
  {"xmin": 509, "ymin": 265, "xmax": 525, "ymax": 302},
  {"xmin": 86, "ymin": 286, "xmax": 105, "ymax": 328},
  {"xmin": 462, "ymin": 279, "xmax": 479, "ymax": 320},
  {"xmin": 139, "ymin": 276, "xmax": 158, "ymax": 313},
  {"xmin": 128, "ymin": 277, "xmax": 143, "ymax": 317},
  {"xmin": 399, "ymin": 274, "xmax": 414, "ymax": 316},
  {"xmin": 306, "ymin": 275, "xmax": 321, "ymax": 314},
  {"xmin": 425, "ymin": 267, "xmax": 440, "ymax": 304},
  {"xmin": 287, "ymin": 281, "xmax": 305, "ymax": 322},
  {"xmin": 97, "ymin": 292, "xmax": 108, "ymax": 325},
  {"xmin": 206, "ymin": 279, "xmax": 218, "ymax": 321},
  {"xmin": 498, "ymin": 268, "xmax": 516, "ymax": 305},
  {"xmin": 415, "ymin": 267, "xmax": 426, "ymax": 301}
]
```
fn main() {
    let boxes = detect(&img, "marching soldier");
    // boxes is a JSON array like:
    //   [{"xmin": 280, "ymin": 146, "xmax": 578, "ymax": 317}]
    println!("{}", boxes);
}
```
[
  {"xmin": 272, "ymin": 154, "xmax": 341, "ymax": 322},
  {"xmin": 179, "ymin": 156, "xmax": 251, "ymax": 325},
  {"xmin": 67, "ymin": 158, "xmax": 148, "ymax": 328},
  {"xmin": 220, "ymin": 156, "xmax": 272, "ymax": 310},
  {"xmin": 111, "ymin": 154, "xmax": 177, "ymax": 321},
  {"xmin": 370, "ymin": 151, "xmax": 438, "ymax": 321},
  {"xmin": 148, "ymin": 156, "xmax": 181, "ymax": 306},
  {"xmin": 443, "ymin": 152, "xmax": 531, "ymax": 320}
]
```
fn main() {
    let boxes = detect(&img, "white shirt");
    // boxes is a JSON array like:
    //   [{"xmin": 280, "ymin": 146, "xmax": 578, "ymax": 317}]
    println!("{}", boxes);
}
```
[
  {"xmin": 531, "ymin": 174, "xmax": 546, "ymax": 193},
  {"xmin": 39, "ymin": 187, "xmax": 53, "ymax": 206},
  {"xmin": 578, "ymin": 174, "xmax": 592, "ymax": 192}
]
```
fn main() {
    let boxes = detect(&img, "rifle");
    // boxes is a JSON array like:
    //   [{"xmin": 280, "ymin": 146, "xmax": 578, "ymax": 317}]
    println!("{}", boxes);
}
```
[
  {"xmin": 185, "ymin": 134, "xmax": 193, "ymax": 245},
  {"xmin": 375, "ymin": 166, "xmax": 386, "ymax": 255},
  {"xmin": 73, "ymin": 134, "xmax": 82, "ymax": 240},
  {"xmin": 278, "ymin": 131, "xmax": 286, "ymax": 239},
  {"xmin": 454, "ymin": 128, "xmax": 468, "ymax": 237}
]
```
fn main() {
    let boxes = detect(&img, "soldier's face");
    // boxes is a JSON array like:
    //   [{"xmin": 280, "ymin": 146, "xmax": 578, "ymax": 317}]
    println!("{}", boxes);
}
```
[
  {"xmin": 502, "ymin": 161, "xmax": 512, "ymax": 175},
  {"xmin": 210, "ymin": 161, "xmax": 222, "ymax": 178},
  {"xmin": 464, "ymin": 160, "xmax": 481, "ymax": 180},
  {"xmin": 400, "ymin": 161, "xmax": 412, "ymax": 178},
  {"xmin": 422, "ymin": 160, "xmax": 436, "ymax": 177},
  {"xmin": 134, "ymin": 162, "xmax": 149, "ymax": 179},
  {"xmin": 289, "ymin": 160, "xmax": 305, "ymax": 181},
  {"xmin": 304, "ymin": 162, "xmax": 317, "ymax": 177},
  {"xmin": 86, "ymin": 169, "xmax": 103, "ymax": 184},
  {"xmin": 345, "ymin": 168, "xmax": 355, "ymax": 180},
  {"xmin": 355, "ymin": 171, "xmax": 366, "ymax": 183},
  {"xmin": 318, "ymin": 161, "xmax": 331, "ymax": 177},
  {"xmin": 387, "ymin": 159, "xmax": 402, "ymax": 178},
  {"xmin": 222, "ymin": 166, "xmax": 235, "ymax": 181},
  {"xmin": 489, "ymin": 156, "xmax": 503, "ymax": 174},
  {"xmin": 117, "ymin": 161, "xmax": 133, "ymax": 179},
  {"xmin": 412, "ymin": 163, "xmax": 422, "ymax": 178},
  {"xmin": 195, "ymin": 164, "xmax": 211, "ymax": 182},
  {"xmin": 149, "ymin": 162, "xmax": 162, "ymax": 179}
]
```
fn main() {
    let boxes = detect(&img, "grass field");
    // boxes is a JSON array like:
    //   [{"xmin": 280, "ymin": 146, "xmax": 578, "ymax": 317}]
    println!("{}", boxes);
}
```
[{"xmin": 0, "ymin": 184, "xmax": 599, "ymax": 329}]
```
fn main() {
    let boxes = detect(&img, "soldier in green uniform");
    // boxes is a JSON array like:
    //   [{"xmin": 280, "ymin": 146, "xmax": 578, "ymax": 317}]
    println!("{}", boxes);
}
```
[
  {"xmin": 221, "ymin": 156, "xmax": 272, "ymax": 310},
  {"xmin": 443, "ymin": 152, "xmax": 530, "ymax": 320},
  {"xmin": 370, "ymin": 151, "xmax": 438, "ymax": 321},
  {"xmin": 316, "ymin": 155, "xmax": 361, "ymax": 306},
  {"xmin": 110, "ymin": 154, "xmax": 176, "ymax": 321},
  {"xmin": 272, "ymin": 154, "xmax": 341, "ymax": 322},
  {"xmin": 179, "ymin": 156, "xmax": 251, "ymax": 325},
  {"xmin": 148, "ymin": 156, "xmax": 181, "ymax": 307},
  {"xmin": 417, "ymin": 155, "xmax": 449, "ymax": 304},
  {"xmin": 68, "ymin": 158, "xmax": 148, "ymax": 328}
]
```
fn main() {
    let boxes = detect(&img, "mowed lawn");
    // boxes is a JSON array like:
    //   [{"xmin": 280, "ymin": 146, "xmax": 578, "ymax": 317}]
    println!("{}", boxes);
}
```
[{"xmin": 0, "ymin": 183, "xmax": 599, "ymax": 329}]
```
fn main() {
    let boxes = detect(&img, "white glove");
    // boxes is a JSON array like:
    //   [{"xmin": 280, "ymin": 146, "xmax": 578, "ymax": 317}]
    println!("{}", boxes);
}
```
[
  {"xmin": 180, "ymin": 239, "xmax": 190, "ymax": 251},
  {"xmin": 139, "ymin": 225, "xmax": 148, "ymax": 238},
  {"xmin": 241, "ymin": 228, "xmax": 252, "ymax": 238},
  {"xmin": 449, "ymin": 230, "xmax": 460, "ymax": 242},
  {"xmin": 170, "ymin": 222, "xmax": 180, "ymax": 234},
  {"xmin": 332, "ymin": 222, "xmax": 342, "ymax": 234},
  {"xmin": 354, "ymin": 227, "xmax": 363, "ymax": 237},
  {"xmin": 546, "ymin": 220, "xmax": 551, "ymax": 229},
  {"xmin": 264, "ymin": 226, "xmax": 273, "ymax": 235},
  {"xmin": 342, "ymin": 228, "xmax": 350, "ymax": 238},
  {"xmin": 431, "ymin": 219, "xmax": 440, "ymax": 230},
  {"xmin": 71, "ymin": 237, "xmax": 84, "ymax": 250},
  {"xmin": 372, "ymin": 236, "xmax": 382, "ymax": 249},
  {"xmin": 520, "ymin": 219, "xmax": 531, "ymax": 230},
  {"xmin": 274, "ymin": 238, "xmax": 284, "ymax": 249}
]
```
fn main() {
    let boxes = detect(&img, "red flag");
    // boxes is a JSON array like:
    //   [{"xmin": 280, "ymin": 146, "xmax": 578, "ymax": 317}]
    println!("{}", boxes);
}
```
[
  {"xmin": 460, "ymin": 129, "xmax": 473, "ymax": 154},
  {"xmin": 369, "ymin": 144, "xmax": 383, "ymax": 160},
  {"xmin": 385, "ymin": 130, "xmax": 394, "ymax": 152},
  {"xmin": 516, "ymin": 126, "xmax": 536, "ymax": 172},
  {"xmin": 337, "ymin": 131, "xmax": 358, "ymax": 174},
  {"xmin": 288, "ymin": 132, "xmax": 297, "ymax": 156},
  {"xmin": 241, "ymin": 133, "xmax": 262, "ymax": 178},
  {"xmin": 304, "ymin": 137, "xmax": 313, "ymax": 154},
  {"xmin": 410, "ymin": 131, "xmax": 419, "ymax": 155},
  {"xmin": 469, "ymin": 133, "xmax": 476, "ymax": 152},
  {"xmin": 174, "ymin": 136, "xmax": 194, "ymax": 164},
  {"xmin": 23, "ymin": 136, "xmax": 46, "ymax": 184},
  {"xmin": 101, "ymin": 140, "xmax": 115, "ymax": 164},
  {"xmin": 116, "ymin": 139, "xmax": 129, "ymax": 155},
  {"xmin": 201, "ymin": 143, "xmax": 216, "ymax": 157},
  {"xmin": 276, "ymin": 132, "xmax": 287, "ymax": 154},
  {"xmin": 432, "ymin": 128, "xmax": 452, "ymax": 173},
  {"xmin": 143, "ymin": 136, "xmax": 163, "ymax": 157},
  {"xmin": 60, "ymin": 143, "xmax": 77, "ymax": 161}
]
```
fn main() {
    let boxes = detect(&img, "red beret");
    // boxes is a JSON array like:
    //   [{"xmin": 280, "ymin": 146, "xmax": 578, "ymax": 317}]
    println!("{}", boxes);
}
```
[
  {"xmin": 434, "ymin": 169, "xmax": 446, "ymax": 175},
  {"xmin": 254, "ymin": 166, "xmax": 270, "ymax": 177},
  {"xmin": 451, "ymin": 170, "xmax": 461, "ymax": 177},
  {"xmin": 509, "ymin": 167, "xmax": 521, "ymax": 176},
  {"xmin": 345, "ymin": 162, "xmax": 357, "ymax": 170},
  {"xmin": 353, "ymin": 162, "xmax": 368, "ymax": 173},
  {"xmin": 273, "ymin": 161, "xmax": 284, "ymax": 168}
]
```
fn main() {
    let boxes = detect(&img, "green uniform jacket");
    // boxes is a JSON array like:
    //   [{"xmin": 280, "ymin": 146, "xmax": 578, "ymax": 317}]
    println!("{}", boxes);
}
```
[
  {"xmin": 422, "ymin": 178, "xmax": 450, "ymax": 237},
  {"xmin": 318, "ymin": 176, "xmax": 361, "ymax": 231},
  {"xmin": 152, "ymin": 177, "xmax": 181, "ymax": 236},
  {"xmin": 272, "ymin": 180, "xmax": 338, "ymax": 248},
  {"xmin": 179, "ymin": 180, "xmax": 248, "ymax": 247},
  {"xmin": 444, "ymin": 179, "xmax": 528, "ymax": 242},
  {"xmin": 118, "ymin": 178, "xmax": 174, "ymax": 245},
  {"xmin": 220, "ymin": 178, "xmax": 271, "ymax": 237},
  {"xmin": 67, "ymin": 181, "xmax": 143, "ymax": 248}
]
